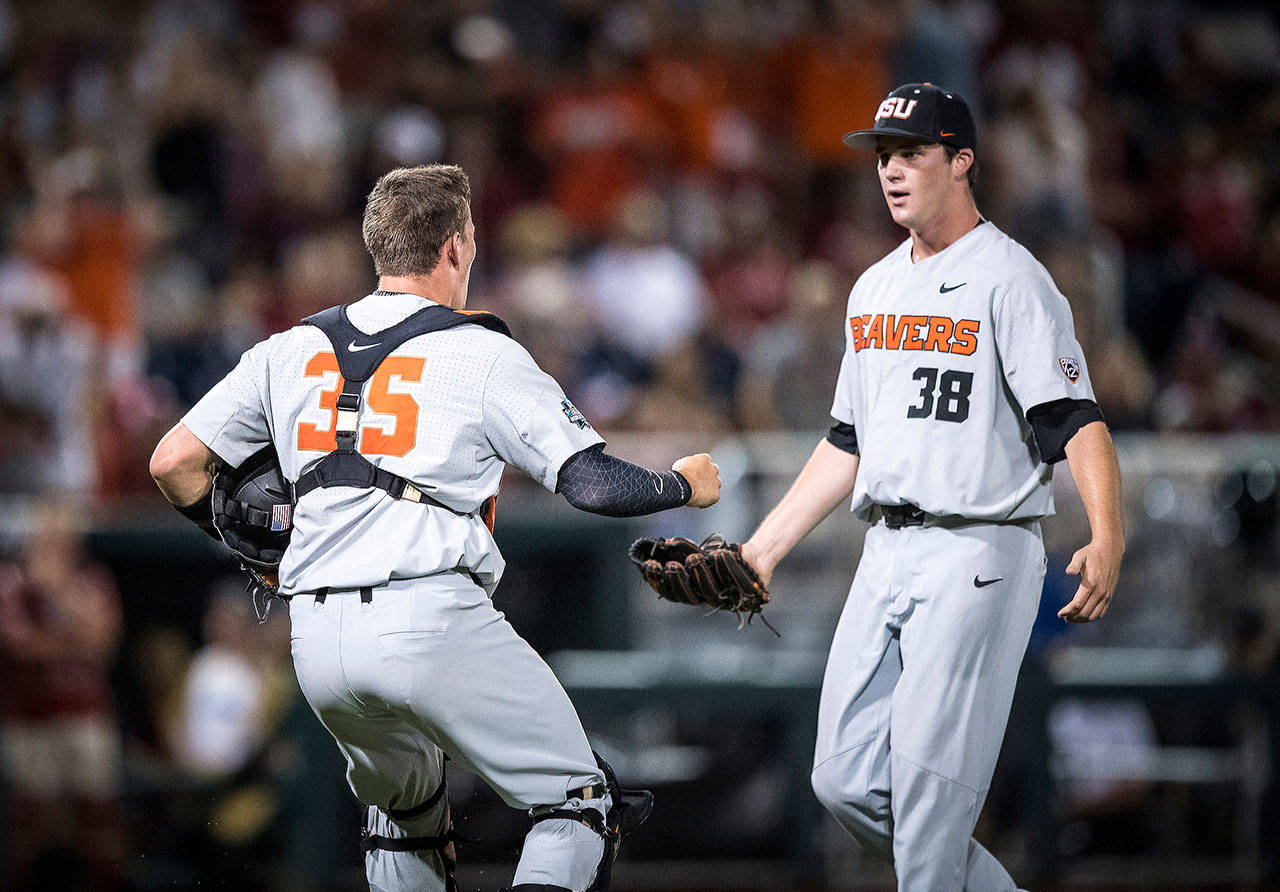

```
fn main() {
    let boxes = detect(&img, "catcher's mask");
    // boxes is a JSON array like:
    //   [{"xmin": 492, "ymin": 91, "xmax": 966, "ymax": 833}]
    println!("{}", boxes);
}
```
[{"xmin": 212, "ymin": 445, "xmax": 294, "ymax": 567}]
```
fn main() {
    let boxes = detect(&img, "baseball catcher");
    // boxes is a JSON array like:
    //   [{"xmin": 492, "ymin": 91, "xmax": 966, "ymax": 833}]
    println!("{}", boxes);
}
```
[{"xmin": 628, "ymin": 534, "xmax": 775, "ymax": 633}]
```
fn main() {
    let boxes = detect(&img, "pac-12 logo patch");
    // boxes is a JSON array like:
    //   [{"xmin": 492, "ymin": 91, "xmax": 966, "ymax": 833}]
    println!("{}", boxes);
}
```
[
  {"xmin": 561, "ymin": 398, "xmax": 591, "ymax": 430},
  {"xmin": 1058, "ymin": 357, "xmax": 1081, "ymax": 382}
]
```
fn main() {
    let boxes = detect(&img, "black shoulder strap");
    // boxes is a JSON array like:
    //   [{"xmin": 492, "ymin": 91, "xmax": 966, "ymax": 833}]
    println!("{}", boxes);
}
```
[{"xmin": 303, "ymin": 303, "xmax": 512, "ymax": 383}]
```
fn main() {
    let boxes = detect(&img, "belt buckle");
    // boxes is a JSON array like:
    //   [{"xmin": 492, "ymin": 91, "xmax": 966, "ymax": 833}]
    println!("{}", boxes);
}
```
[{"xmin": 880, "ymin": 504, "xmax": 922, "ymax": 529}]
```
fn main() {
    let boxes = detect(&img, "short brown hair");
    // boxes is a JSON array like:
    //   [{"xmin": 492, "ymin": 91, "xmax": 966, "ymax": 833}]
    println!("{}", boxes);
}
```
[{"xmin": 362, "ymin": 165, "xmax": 471, "ymax": 276}]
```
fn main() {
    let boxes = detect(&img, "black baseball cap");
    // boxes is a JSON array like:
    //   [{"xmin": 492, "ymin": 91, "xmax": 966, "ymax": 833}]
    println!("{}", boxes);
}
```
[{"xmin": 842, "ymin": 83, "xmax": 977, "ymax": 152}]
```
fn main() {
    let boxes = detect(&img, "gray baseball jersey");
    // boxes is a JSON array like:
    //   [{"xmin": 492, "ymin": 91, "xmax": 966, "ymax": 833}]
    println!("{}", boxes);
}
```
[
  {"xmin": 183, "ymin": 291, "xmax": 603, "ymax": 595},
  {"xmin": 831, "ymin": 221, "xmax": 1095, "ymax": 522},
  {"xmin": 816, "ymin": 219, "xmax": 1094, "ymax": 890}
]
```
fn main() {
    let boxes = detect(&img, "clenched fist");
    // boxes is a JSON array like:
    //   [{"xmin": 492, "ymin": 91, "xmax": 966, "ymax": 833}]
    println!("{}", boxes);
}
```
[{"xmin": 673, "ymin": 453, "xmax": 721, "ymax": 508}]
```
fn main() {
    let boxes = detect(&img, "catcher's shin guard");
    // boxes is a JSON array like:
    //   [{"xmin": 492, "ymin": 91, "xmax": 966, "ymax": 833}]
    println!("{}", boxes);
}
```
[{"xmin": 510, "ymin": 752, "xmax": 653, "ymax": 892}]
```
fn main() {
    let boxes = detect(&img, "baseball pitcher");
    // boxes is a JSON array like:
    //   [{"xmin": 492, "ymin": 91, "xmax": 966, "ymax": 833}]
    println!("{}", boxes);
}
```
[{"xmin": 740, "ymin": 84, "xmax": 1125, "ymax": 890}]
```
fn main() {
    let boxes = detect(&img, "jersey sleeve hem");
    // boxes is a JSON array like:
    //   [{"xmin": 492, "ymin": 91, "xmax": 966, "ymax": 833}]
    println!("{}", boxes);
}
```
[
  {"xmin": 1016, "ymin": 381, "xmax": 1094, "ymax": 419},
  {"xmin": 543, "ymin": 434, "xmax": 606, "ymax": 492},
  {"xmin": 180, "ymin": 414, "xmax": 250, "ymax": 468}
]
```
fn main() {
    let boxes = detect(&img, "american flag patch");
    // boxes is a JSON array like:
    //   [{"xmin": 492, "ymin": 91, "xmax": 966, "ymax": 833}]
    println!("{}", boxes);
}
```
[{"xmin": 271, "ymin": 504, "xmax": 293, "ymax": 532}]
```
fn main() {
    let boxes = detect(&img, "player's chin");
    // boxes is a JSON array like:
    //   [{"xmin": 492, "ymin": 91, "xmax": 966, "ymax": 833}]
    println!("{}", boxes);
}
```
[{"xmin": 885, "ymin": 204, "xmax": 914, "ymax": 227}]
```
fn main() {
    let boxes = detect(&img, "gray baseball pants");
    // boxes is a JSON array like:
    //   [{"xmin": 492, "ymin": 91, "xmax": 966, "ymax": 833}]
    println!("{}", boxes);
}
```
[
  {"xmin": 811, "ymin": 519, "xmax": 1044, "ymax": 891},
  {"xmin": 288, "ymin": 573, "xmax": 608, "ymax": 891}
]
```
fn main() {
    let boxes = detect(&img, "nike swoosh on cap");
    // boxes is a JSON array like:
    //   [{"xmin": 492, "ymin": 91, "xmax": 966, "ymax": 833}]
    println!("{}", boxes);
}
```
[
  {"xmin": 940, "ymin": 131, "xmax": 956, "ymax": 137},
  {"xmin": 348, "ymin": 339, "xmax": 382, "ymax": 352}
]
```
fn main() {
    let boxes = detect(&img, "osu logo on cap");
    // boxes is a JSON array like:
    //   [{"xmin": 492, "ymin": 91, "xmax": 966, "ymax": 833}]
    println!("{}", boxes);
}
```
[{"xmin": 875, "ymin": 97, "xmax": 917, "ymax": 121}]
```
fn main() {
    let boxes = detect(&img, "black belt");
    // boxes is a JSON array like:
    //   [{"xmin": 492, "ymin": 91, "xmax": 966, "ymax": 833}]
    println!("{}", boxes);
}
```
[
  {"xmin": 877, "ymin": 503, "xmax": 927, "ymax": 529},
  {"xmin": 293, "ymin": 569, "xmax": 485, "ymax": 605},
  {"xmin": 297, "ymin": 586, "xmax": 372, "ymax": 605}
]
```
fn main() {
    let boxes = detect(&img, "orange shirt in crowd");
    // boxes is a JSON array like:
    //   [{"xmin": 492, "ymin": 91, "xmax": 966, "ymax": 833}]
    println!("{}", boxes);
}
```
[
  {"xmin": 54, "ymin": 200, "xmax": 140, "ymax": 344},
  {"xmin": 531, "ymin": 76, "xmax": 674, "ymax": 232},
  {"xmin": 782, "ymin": 34, "xmax": 890, "ymax": 163}
]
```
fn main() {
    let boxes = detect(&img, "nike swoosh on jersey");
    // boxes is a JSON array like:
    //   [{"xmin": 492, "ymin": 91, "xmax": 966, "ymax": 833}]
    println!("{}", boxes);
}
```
[
  {"xmin": 939, "ymin": 282, "xmax": 966, "ymax": 293},
  {"xmin": 348, "ymin": 339, "xmax": 383, "ymax": 352},
  {"xmin": 973, "ymin": 575, "xmax": 1002, "ymax": 587}
]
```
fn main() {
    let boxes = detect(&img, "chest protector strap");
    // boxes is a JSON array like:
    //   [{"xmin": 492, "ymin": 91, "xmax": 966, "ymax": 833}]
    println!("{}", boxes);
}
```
[{"xmin": 294, "ymin": 303, "xmax": 512, "ymax": 516}]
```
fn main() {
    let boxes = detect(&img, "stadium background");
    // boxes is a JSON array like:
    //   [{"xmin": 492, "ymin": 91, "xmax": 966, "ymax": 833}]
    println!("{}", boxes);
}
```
[{"xmin": 1, "ymin": 0, "xmax": 1278, "ymax": 888}]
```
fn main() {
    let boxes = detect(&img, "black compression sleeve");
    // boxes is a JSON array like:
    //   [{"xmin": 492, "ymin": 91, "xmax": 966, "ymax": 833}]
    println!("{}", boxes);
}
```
[
  {"xmin": 1027, "ymin": 398, "xmax": 1104, "ymax": 464},
  {"xmin": 176, "ymin": 489, "xmax": 222, "ymax": 542},
  {"xmin": 556, "ymin": 444, "xmax": 692, "ymax": 517},
  {"xmin": 826, "ymin": 420, "xmax": 859, "ymax": 455}
]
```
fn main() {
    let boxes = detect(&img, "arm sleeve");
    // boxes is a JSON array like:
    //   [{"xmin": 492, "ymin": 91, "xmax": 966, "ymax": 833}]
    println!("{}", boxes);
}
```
[
  {"xmin": 556, "ymin": 444, "xmax": 692, "ymax": 516},
  {"xmin": 1026, "ymin": 398, "xmax": 1105, "ymax": 464},
  {"xmin": 992, "ymin": 270, "xmax": 1096, "ymax": 416},
  {"xmin": 826, "ymin": 420, "xmax": 859, "ymax": 455},
  {"xmin": 482, "ymin": 341, "xmax": 605, "ymax": 491}
]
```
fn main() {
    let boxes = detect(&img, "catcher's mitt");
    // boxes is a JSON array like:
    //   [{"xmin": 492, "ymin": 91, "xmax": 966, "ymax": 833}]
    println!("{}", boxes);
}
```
[
  {"xmin": 628, "ymin": 535, "xmax": 776, "ymax": 634},
  {"xmin": 211, "ymin": 445, "xmax": 293, "ymax": 621}
]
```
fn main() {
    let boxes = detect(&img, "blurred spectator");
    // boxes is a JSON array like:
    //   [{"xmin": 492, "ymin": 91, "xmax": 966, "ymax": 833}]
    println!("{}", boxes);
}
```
[
  {"xmin": 529, "ymin": 39, "xmax": 672, "ymax": 233},
  {"xmin": 490, "ymin": 201, "xmax": 586, "ymax": 386},
  {"xmin": 577, "ymin": 188, "xmax": 708, "ymax": 426},
  {"xmin": 0, "ymin": 499, "xmax": 124, "ymax": 888},
  {"xmin": 1037, "ymin": 230, "xmax": 1156, "ymax": 430},
  {"xmin": 169, "ymin": 583, "xmax": 293, "ymax": 777},
  {"xmin": 0, "ymin": 217, "xmax": 96, "ymax": 495},
  {"xmin": 984, "ymin": 80, "xmax": 1090, "ymax": 242},
  {"xmin": 1048, "ymin": 697, "xmax": 1159, "ymax": 857},
  {"xmin": 120, "ymin": 578, "xmax": 348, "ymax": 891},
  {"xmin": 890, "ymin": 0, "xmax": 991, "ymax": 106},
  {"xmin": 737, "ymin": 259, "xmax": 850, "ymax": 432},
  {"xmin": 778, "ymin": 0, "xmax": 893, "ymax": 166},
  {"xmin": 34, "ymin": 148, "xmax": 146, "ymax": 387}
]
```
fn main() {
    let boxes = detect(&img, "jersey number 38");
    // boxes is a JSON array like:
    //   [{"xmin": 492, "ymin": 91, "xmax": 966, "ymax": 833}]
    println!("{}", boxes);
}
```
[
  {"xmin": 907, "ymin": 367, "xmax": 973, "ymax": 423},
  {"xmin": 297, "ymin": 351, "xmax": 423, "ymax": 456}
]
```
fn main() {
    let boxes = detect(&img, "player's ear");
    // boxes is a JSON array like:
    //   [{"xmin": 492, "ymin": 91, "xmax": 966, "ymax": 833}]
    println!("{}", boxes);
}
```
[
  {"xmin": 444, "ymin": 231, "xmax": 462, "ymax": 269},
  {"xmin": 952, "ymin": 149, "xmax": 974, "ymax": 182}
]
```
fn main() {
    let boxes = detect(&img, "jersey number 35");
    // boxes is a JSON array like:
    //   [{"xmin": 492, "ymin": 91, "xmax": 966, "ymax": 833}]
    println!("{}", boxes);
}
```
[{"xmin": 297, "ymin": 351, "xmax": 423, "ymax": 456}]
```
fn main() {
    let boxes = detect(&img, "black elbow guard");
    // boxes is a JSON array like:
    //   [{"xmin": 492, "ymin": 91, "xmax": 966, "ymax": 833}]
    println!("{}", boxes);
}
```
[
  {"xmin": 826, "ymin": 420, "xmax": 859, "ymax": 456},
  {"xmin": 176, "ymin": 490, "xmax": 221, "ymax": 542},
  {"xmin": 1027, "ymin": 398, "xmax": 1104, "ymax": 464}
]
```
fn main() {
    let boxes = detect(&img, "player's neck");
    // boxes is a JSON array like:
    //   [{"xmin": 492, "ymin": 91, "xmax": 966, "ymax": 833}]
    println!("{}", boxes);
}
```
[
  {"xmin": 908, "ymin": 200, "xmax": 982, "ymax": 263},
  {"xmin": 376, "ymin": 274, "xmax": 464, "ymax": 309}
]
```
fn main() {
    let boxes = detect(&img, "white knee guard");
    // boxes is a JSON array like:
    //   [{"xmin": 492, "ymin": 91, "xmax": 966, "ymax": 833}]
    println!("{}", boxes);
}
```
[
  {"xmin": 507, "ymin": 753, "xmax": 654, "ymax": 892},
  {"xmin": 362, "ymin": 777, "xmax": 458, "ymax": 892}
]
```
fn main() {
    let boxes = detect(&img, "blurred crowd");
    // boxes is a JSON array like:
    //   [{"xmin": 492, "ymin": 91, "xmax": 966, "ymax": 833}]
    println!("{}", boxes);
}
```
[
  {"xmin": 0, "ymin": 498, "xmax": 355, "ymax": 889},
  {"xmin": 0, "ymin": 0, "xmax": 1278, "ymax": 502},
  {"xmin": 2, "ymin": 0, "xmax": 1280, "ymax": 885}
]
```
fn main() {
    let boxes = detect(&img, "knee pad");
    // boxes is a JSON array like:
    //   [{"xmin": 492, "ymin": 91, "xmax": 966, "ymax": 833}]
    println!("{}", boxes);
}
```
[
  {"xmin": 516, "ymin": 751, "xmax": 654, "ymax": 892},
  {"xmin": 361, "ymin": 777, "xmax": 458, "ymax": 892}
]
